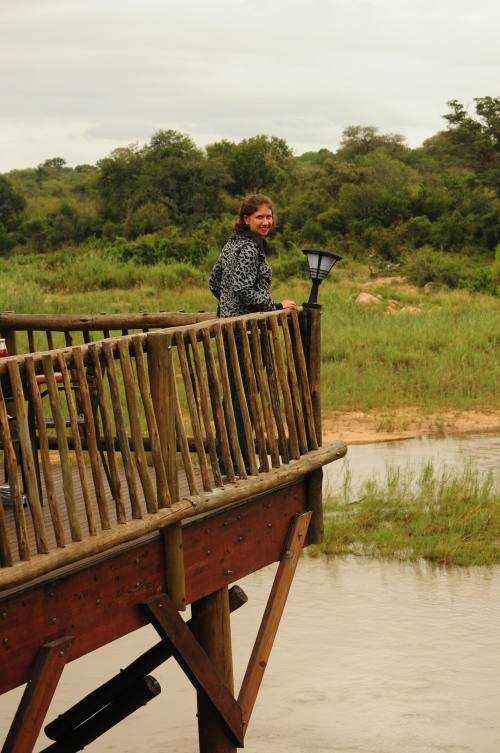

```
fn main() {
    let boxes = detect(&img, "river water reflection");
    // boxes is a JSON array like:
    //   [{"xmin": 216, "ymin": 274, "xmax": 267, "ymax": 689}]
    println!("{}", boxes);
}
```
[
  {"xmin": 324, "ymin": 431, "xmax": 500, "ymax": 496},
  {"xmin": 2, "ymin": 433, "xmax": 499, "ymax": 753}
]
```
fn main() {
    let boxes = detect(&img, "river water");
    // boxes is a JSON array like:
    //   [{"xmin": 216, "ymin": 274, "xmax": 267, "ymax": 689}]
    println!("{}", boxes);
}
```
[
  {"xmin": 2, "ymin": 433, "xmax": 499, "ymax": 752},
  {"xmin": 324, "ymin": 431, "xmax": 500, "ymax": 497}
]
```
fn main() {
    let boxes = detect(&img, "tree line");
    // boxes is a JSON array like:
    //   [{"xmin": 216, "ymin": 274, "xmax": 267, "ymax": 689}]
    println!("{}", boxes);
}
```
[{"xmin": 1, "ymin": 97, "xmax": 499, "ymax": 292}]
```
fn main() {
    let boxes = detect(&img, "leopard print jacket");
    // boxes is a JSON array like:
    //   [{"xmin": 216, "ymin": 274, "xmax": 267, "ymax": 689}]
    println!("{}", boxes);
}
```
[{"xmin": 209, "ymin": 231, "xmax": 283, "ymax": 317}]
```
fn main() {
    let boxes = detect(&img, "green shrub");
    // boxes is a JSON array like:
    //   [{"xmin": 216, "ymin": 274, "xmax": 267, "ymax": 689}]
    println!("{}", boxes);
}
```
[
  {"xmin": 20, "ymin": 251, "xmax": 142, "ymax": 292},
  {"xmin": 404, "ymin": 246, "xmax": 468, "ymax": 288},
  {"xmin": 147, "ymin": 262, "xmax": 204, "ymax": 290}
]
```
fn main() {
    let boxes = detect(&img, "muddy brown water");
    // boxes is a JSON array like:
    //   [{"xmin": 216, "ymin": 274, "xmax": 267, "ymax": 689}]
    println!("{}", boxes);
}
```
[
  {"xmin": 324, "ymin": 431, "xmax": 500, "ymax": 497},
  {"xmin": 2, "ymin": 433, "xmax": 499, "ymax": 752}
]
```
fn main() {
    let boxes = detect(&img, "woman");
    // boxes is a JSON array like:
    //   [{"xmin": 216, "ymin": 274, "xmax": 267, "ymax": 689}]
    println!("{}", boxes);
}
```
[
  {"xmin": 209, "ymin": 193, "xmax": 297, "ymax": 476},
  {"xmin": 209, "ymin": 193, "xmax": 296, "ymax": 317}
]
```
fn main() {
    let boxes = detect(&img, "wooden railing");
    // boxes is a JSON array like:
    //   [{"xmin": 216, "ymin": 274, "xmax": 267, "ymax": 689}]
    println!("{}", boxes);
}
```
[
  {"xmin": 0, "ymin": 310, "xmax": 216, "ymax": 356},
  {"xmin": 0, "ymin": 309, "xmax": 343, "ymax": 591}
]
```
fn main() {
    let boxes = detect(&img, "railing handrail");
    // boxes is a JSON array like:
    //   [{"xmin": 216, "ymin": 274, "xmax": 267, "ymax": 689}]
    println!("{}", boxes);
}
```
[
  {"xmin": 0, "ymin": 310, "xmax": 216, "ymax": 333},
  {"xmin": 0, "ymin": 308, "xmax": 342, "ymax": 593}
]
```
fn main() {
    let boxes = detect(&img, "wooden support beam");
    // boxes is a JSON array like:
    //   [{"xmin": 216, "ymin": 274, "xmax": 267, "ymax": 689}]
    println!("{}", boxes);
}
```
[
  {"xmin": 191, "ymin": 587, "xmax": 237, "ymax": 753},
  {"xmin": 39, "ymin": 676, "xmax": 161, "ymax": 753},
  {"xmin": 305, "ymin": 467, "xmax": 324, "ymax": 545},
  {"xmin": 1, "ymin": 636, "xmax": 74, "ymax": 753},
  {"xmin": 141, "ymin": 592, "xmax": 244, "ymax": 747},
  {"xmin": 238, "ymin": 511, "xmax": 312, "ymax": 730}
]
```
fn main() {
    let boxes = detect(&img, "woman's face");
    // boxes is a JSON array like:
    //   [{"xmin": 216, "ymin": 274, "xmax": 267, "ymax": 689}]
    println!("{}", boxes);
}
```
[{"xmin": 244, "ymin": 204, "xmax": 274, "ymax": 237}]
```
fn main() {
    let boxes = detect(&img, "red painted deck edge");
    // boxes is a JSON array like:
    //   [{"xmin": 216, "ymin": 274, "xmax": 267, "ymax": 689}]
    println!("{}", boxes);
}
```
[{"xmin": 0, "ymin": 481, "xmax": 306, "ymax": 695}]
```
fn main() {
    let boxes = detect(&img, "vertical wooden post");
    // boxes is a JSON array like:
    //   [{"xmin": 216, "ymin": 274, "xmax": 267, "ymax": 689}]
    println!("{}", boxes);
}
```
[
  {"xmin": 302, "ymin": 305, "xmax": 324, "ymax": 544},
  {"xmin": 191, "ymin": 587, "xmax": 237, "ymax": 753},
  {"xmin": 1, "ymin": 314, "xmax": 18, "ymax": 356},
  {"xmin": 148, "ymin": 332, "xmax": 185, "ymax": 611},
  {"xmin": 302, "ymin": 305, "xmax": 322, "ymax": 445}
]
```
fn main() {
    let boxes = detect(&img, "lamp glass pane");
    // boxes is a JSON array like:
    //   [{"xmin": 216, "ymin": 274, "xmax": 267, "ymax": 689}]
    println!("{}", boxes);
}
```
[
  {"xmin": 318, "ymin": 254, "xmax": 337, "ymax": 277},
  {"xmin": 307, "ymin": 251, "xmax": 321, "ymax": 278}
]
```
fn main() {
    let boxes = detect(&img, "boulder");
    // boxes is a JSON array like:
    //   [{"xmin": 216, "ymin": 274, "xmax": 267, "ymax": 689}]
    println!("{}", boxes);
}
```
[{"xmin": 355, "ymin": 292, "xmax": 380, "ymax": 306}]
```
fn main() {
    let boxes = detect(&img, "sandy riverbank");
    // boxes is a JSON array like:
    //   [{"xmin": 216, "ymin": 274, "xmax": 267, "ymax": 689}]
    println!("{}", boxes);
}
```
[{"xmin": 322, "ymin": 409, "xmax": 500, "ymax": 446}]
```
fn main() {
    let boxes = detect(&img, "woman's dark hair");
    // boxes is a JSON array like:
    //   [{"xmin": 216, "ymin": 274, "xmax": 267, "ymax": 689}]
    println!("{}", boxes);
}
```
[{"xmin": 233, "ymin": 193, "xmax": 274, "ymax": 234}]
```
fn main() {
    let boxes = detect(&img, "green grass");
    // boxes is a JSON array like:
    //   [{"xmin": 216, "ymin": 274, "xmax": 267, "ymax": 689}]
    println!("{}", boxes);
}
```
[
  {"xmin": 0, "ymin": 253, "xmax": 499, "ymax": 419},
  {"xmin": 319, "ymin": 284, "xmax": 500, "ymax": 415},
  {"xmin": 309, "ymin": 462, "xmax": 500, "ymax": 567}
]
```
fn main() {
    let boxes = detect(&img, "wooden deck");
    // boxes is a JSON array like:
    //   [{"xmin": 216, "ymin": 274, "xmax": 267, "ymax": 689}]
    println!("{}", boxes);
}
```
[{"xmin": 1, "ymin": 440, "xmax": 343, "ymax": 585}]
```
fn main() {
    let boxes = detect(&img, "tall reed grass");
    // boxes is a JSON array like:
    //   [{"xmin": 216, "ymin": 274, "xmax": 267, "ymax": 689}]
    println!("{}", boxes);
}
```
[{"xmin": 311, "ymin": 462, "xmax": 500, "ymax": 566}]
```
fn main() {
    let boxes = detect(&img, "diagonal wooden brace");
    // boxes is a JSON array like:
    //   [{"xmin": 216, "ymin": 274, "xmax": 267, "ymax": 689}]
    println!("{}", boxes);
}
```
[
  {"xmin": 44, "ymin": 585, "xmax": 247, "ymax": 742},
  {"xmin": 141, "ymin": 593, "xmax": 244, "ymax": 747},
  {"xmin": 1, "ymin": 636, "xmax": 74, "ymax": 753},
  {"xmin": 238, "ymin": 510, "xmax": 312, "ymax": 730}
]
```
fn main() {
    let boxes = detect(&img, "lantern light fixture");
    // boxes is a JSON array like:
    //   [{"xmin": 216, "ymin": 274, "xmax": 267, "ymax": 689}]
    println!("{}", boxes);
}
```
[{"xmin": 302, "ymin": 248, "xmax": 342, "ymax": 305}]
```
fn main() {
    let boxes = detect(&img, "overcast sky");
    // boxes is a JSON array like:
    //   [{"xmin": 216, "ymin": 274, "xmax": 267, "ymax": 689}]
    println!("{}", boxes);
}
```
[{"xmin": 1, "ymin": 0, "xmax": 499, "ymax": 173}]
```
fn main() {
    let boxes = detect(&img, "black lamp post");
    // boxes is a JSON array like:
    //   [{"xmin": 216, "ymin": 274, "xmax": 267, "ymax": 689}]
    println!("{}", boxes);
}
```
[{"xmin": 302, "ymin": 248, "xmax": 342, "ymax": 305}]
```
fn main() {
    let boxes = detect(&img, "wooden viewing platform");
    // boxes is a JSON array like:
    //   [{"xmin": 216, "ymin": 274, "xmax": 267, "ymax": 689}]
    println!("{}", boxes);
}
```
[{"xmin": 0, "ymin": 307, "xmax": 347, "ymax": 753}]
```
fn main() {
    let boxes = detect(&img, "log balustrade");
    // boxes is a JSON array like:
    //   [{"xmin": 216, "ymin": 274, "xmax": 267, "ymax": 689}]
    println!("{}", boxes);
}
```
[{"xmin": 0, "ymin": 308, "xmax": 343, "ymax": 590}]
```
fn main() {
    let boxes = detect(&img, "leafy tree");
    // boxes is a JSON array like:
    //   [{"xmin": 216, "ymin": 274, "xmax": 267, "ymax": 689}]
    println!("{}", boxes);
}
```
[
  {"xmin": 337, "ymin": 126, "xmax": 409, "ymax": 161},
  {"xmin": 41, "ymin": 157, "xmax": 67, "ymax": 171},
  {"xmin": 297, "ymin": 148, "xmax": 335, "ymax": 165},
  {"xmin": 0, "ymin": 223, "xmax": 12, "ymax": 254},
  {"xmin": 97, "ymin": 144, "xmax": 142, "ymax": 222},
  {"xmin": 20, "ymin": 216, "xmax": 50, "ymax": 253},
  {"xmin": 0, "ymin": 175, "xmax": 26, "ymax": 253},
  {"xmin": 206, "ymin": 134, "xmax": 293, "ymax": 195},
  {"xmin": 123, "ymin": 201, "xmax": 172, "ymax": 238},
  {"xmin": 0, "ymin": 175, "xmax": 26, "ymax": 227},
  {"xmin": 140, "ymin": 130, "xmax": 227, "ymax": 225},
  {"xmin": 47, "ymin": 202, "xmax": 97, "ymax": 248},
  {"xmin": 337, "ymin": 152, "xmax": 415, "ymax": 228},
  {"xmin": 423, "ymin": 97, "xmax": 500, "ymax": 192},
  {"xmin": 97, "ymin": 131, "xmax": 227, "ymax": 233},
  {"xmin": 145, "ymin": 130, "xmax": 201, "ymax": 160}
]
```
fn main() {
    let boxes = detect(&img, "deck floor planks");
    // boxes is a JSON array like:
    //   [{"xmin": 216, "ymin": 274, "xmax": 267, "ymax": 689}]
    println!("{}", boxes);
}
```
[{"xmin": 1, "ymin": 461, "xmax": 198, "ymax": 568}]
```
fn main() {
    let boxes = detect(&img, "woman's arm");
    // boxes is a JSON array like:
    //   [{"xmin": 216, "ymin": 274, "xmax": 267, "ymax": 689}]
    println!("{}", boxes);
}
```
[{"xmin": 208, "ymin": 256, "xmax": 222, "ymax": 299}]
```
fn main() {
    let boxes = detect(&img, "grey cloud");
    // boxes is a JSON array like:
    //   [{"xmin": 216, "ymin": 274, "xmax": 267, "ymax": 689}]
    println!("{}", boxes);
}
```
[{"xmin": 1, "ymin": 0, "xmax": 499, "ymax": 171}]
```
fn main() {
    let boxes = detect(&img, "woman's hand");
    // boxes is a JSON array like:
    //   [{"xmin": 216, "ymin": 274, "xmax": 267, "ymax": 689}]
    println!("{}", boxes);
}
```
[{"xmin": 281, "ymin": 299, "xmax": 298, "ymax": 310}]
